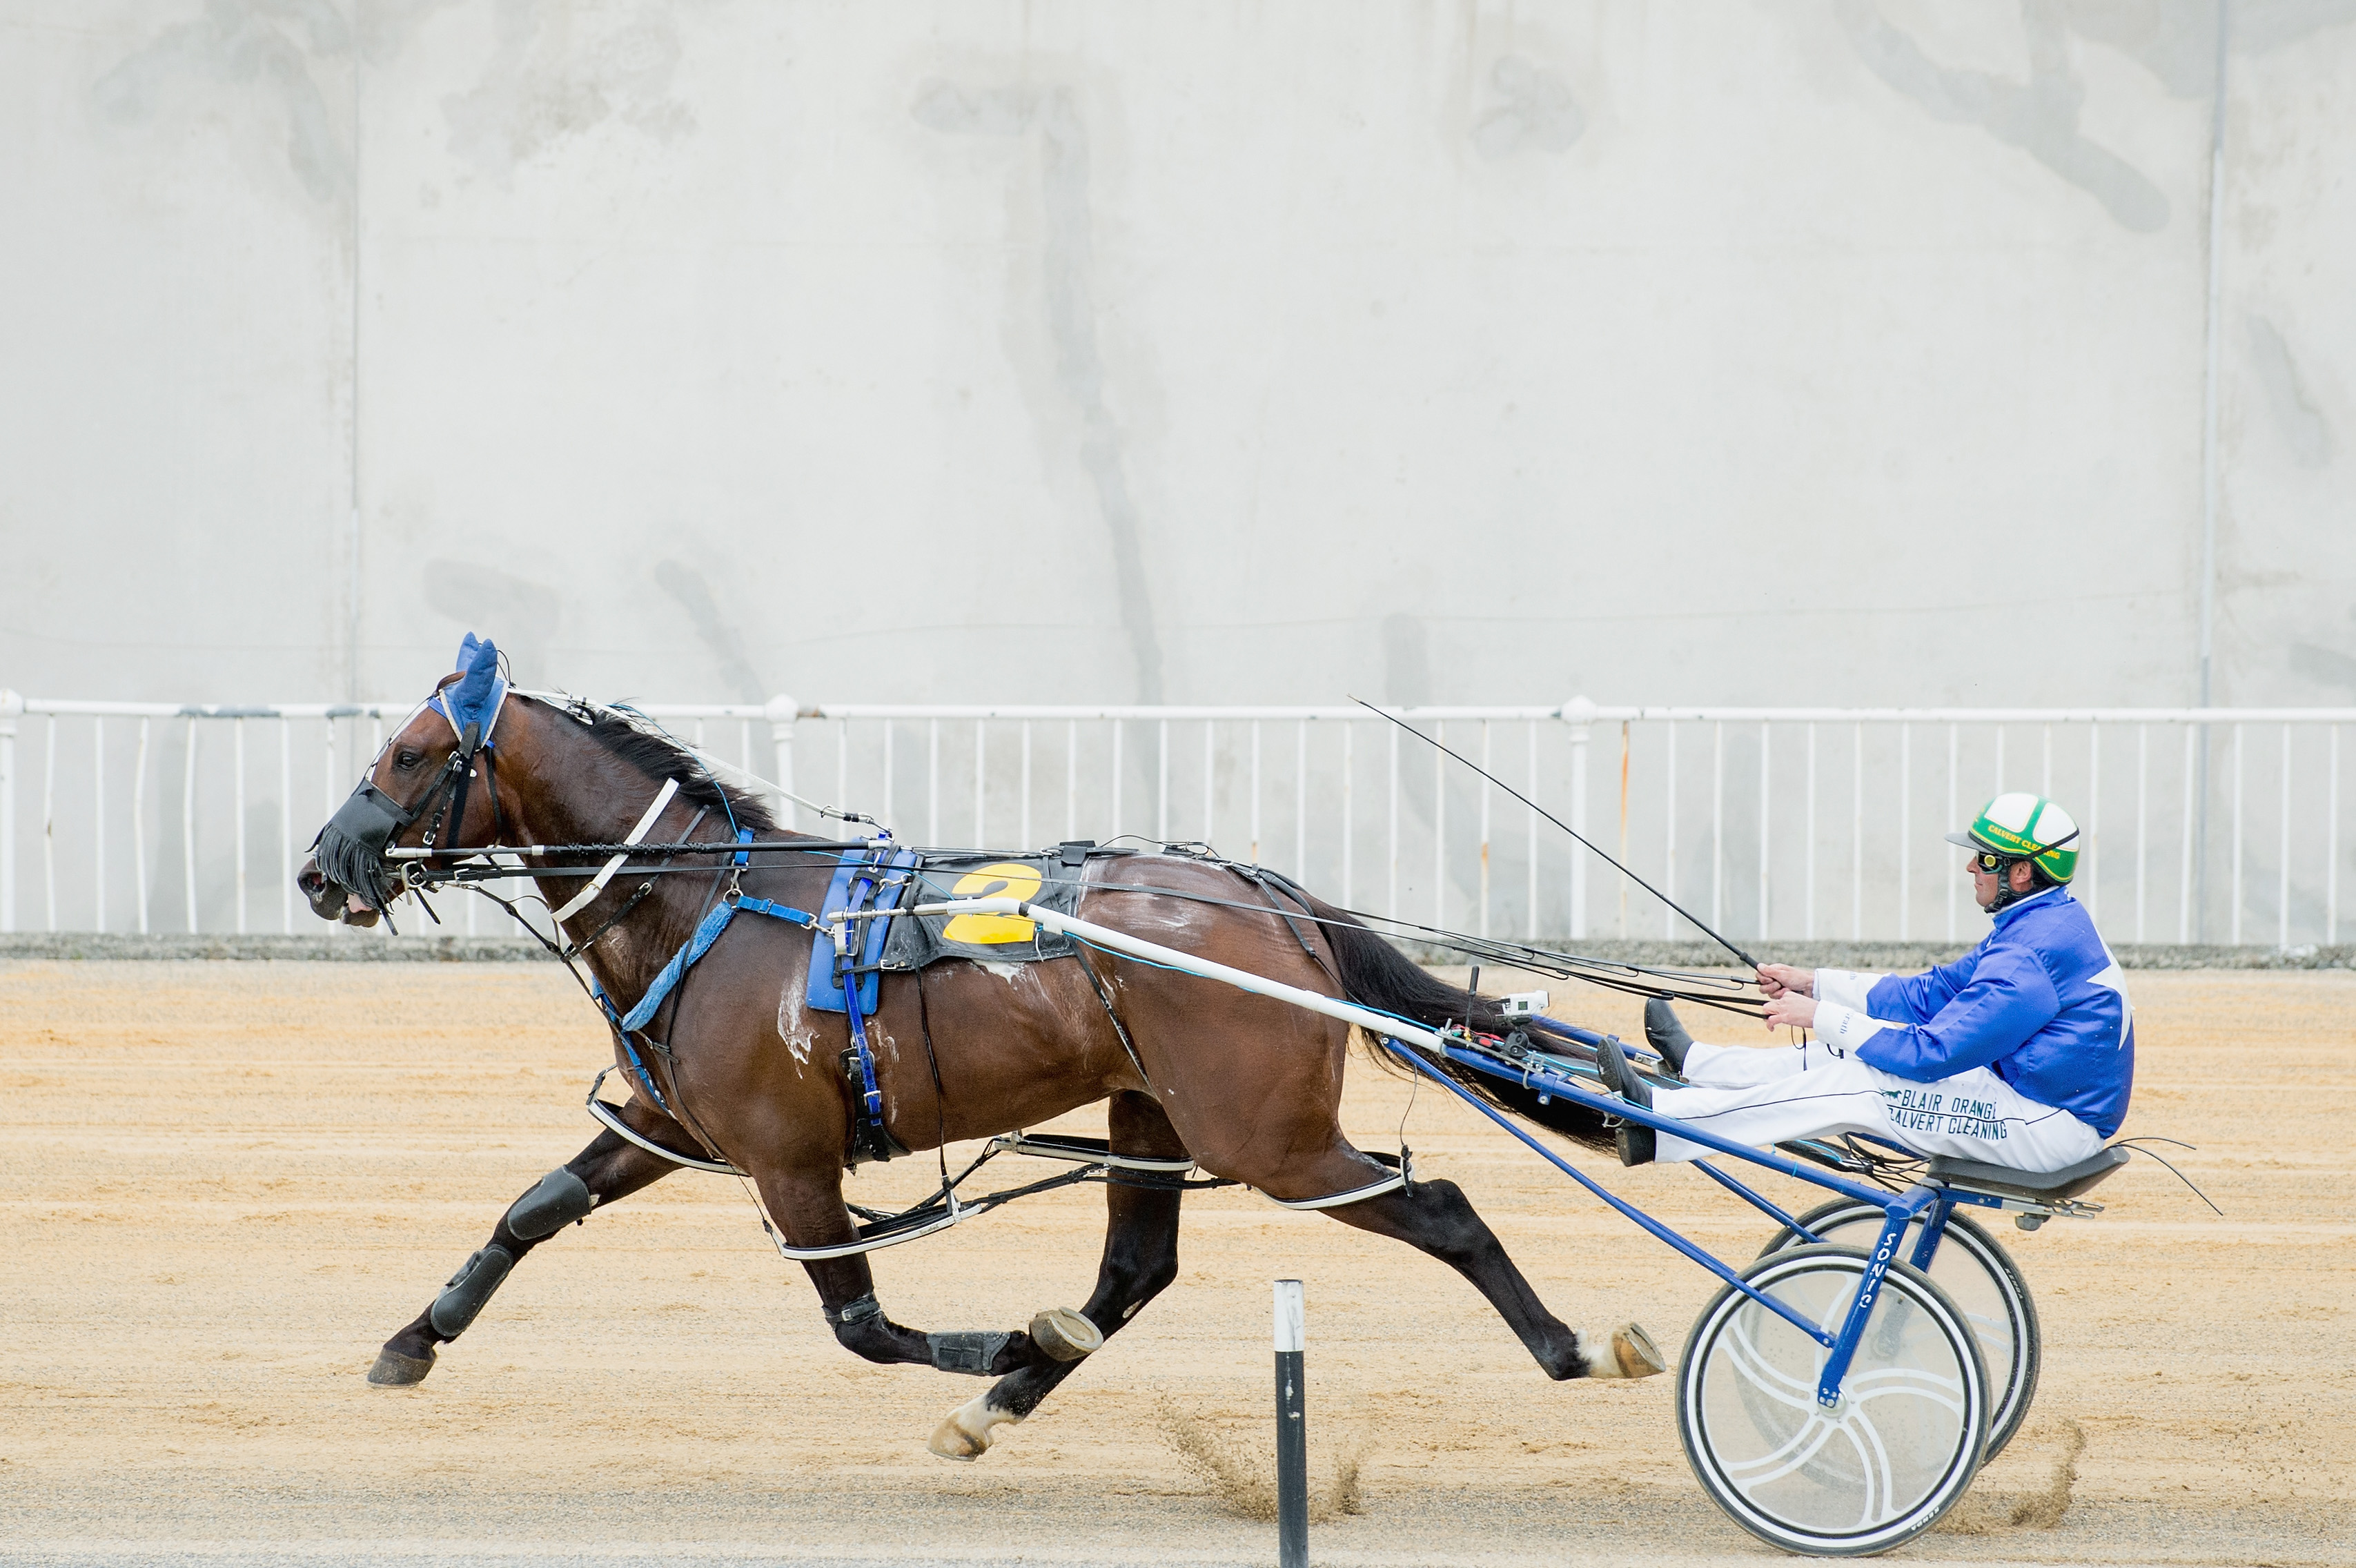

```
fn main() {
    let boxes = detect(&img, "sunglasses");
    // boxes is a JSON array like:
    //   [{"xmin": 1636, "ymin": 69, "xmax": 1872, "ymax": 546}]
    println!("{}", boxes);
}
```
[{"xmin": 1964, "ymin": 826, "xmax": 2077, "ymax": 874}]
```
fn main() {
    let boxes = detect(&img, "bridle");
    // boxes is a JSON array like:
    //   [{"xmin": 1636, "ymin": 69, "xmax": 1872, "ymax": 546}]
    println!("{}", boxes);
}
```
[{"xmin": 311, "ymin": 685, "xmax": 506, "ymax": 932}]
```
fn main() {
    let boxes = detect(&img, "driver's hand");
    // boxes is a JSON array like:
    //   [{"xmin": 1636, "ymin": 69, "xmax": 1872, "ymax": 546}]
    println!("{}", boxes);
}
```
[
  {"xmin": 1756, "ymin": 963, "xmax": 1815, "ymax": 1000},
  {"xmin": 1763, "ymin": 993, "xmax": 1818, "ymax": 1032}
]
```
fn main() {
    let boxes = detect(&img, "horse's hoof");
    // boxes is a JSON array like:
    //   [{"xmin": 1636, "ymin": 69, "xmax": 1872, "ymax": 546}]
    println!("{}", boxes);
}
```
[
  {"xmin": 367, "ymin": 1347, "xmax": 435, "ymax": 1386},
  {"xmin": 1607, "ymin": 1322, "xmax": 1665, "ymax": 1380},
  {"xmin": 927, "ymin": 1391, "xmax": 1019, "ymax": 1461},
  {"xmin": 1029, "ymin": 1306, "xmax": 1103, "ymax": 1363},
  {"xmin": 927, "ymin": 1425, "xmax": 982, "ymax": 1462}
]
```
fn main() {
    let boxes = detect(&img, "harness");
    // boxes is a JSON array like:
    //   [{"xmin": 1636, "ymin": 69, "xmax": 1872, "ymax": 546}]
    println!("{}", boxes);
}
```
[
  {"xmin": 577, "ymin": 832, "xmax": 930, "ymax": 1171},
  {"xmin": 806, "ymin": 845, "xmax": 922, "ymax": 1164}
]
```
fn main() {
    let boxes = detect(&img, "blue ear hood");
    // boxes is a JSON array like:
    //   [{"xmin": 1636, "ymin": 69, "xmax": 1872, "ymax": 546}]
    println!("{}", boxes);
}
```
[{"xmin": 435, "ymin": 634, "xmax": 508, "ymax": 742}]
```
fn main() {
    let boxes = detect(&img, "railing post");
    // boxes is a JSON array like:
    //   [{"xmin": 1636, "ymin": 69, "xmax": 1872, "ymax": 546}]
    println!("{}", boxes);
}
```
[
  {"xmin": 1563, "ymin": 696, "xmax": 1596, "ymax": 940},
  {"xmin": 765, "ymin": 694, "xmax": 798, "ymax": 830},
  {"xmin": 1480, "ymin": 721, "xmax": 1494, "ymax": 939},
  {"xmin": 1663, "ymin": 721, "xmax": 1678, "ymax": 940},
  {"xmin": 94, "ymin": 718, "xmax": 106, "ymax": 932},
  {"xmin": 2279, "ymin": 723, "xmax": 2292, "ymax": 950},
  {"xmin": 1897, "ymin": 723, "xmax": 1910, "ymax": 941},
  {"xmin": 2232, "ymin": 723, "xmax": 2245, "ymax": 945},
  {"xmin": 1761, "ymin": 719, "xmax": 1774, "ymax": 943},
  {"xmin": 133, "ymin": 718, "xmax": 151, "ymax": 935},
  {"xmin": 233, "ymin": 716, "xmax": 246, "ymax": 935},
  {"xmin": 1713, "ymin": 720, "xmax": 1727, "ymax": 937},
  {"xmin": 1804, "ymin": 723, "xmax": 1817, "ymax": 941},
  {"xmin": 1386, "ymin": 721, "xmax": 1397, "ymax": 918},
  {"xmin": 1433, "ymin": 720, "xmax": 1446, "ymax": 930},
  {"xmin": 1294, "ymin": 720, "xmax": 1308, "ymax": 883},
  {"xmin": 1529, "ymin": 721, "xmax": 1541, "ymax": 942},
  {"xmin": 1945, "ymin": 723, "xmax": 1959, "ymax": 942},
  {"xmin": 183, "ymin": 718, "xmax": 199, "ymax": 934},
  {"xmin": 0, "ymin": 689, "xmax": 19, "ymax": 933}
]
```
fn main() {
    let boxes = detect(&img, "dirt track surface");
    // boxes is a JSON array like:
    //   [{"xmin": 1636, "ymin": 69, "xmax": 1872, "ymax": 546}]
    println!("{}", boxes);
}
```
[{"xmin": 1, "ymin": 961, "xmax": 2350, "ymax": 1566}]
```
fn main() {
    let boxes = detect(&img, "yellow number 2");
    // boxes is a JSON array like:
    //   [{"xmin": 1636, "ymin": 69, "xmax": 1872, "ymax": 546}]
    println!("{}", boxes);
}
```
[{"xmin": 940, "ymin": 862, "xmax": 1045, "ymax": 945}]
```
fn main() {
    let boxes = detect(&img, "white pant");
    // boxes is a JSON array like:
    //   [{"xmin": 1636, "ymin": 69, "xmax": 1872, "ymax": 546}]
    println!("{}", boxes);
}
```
[{"xmin": 1650, "ymin": 1039, "xmax": 2105, "ymax": 1171}]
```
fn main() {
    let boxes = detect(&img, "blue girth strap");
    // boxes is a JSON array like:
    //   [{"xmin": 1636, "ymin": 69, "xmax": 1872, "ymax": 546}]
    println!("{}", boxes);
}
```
[
  {"xmin": 807, "ymin": 847, "xmax": 916, "ymax": 1013},
  {"xmin": 812, "ymin": 844, "xmax": 918, "ymax": 1164},
  {"xmin": 594, "ymin": 830, "xmax": 818, "ymax": 1115}
]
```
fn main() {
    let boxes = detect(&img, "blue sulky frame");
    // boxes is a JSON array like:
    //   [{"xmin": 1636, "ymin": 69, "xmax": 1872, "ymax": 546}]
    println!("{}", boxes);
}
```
[
  {"xmin": 1393, "ymin": 1035, "xmax": 1972, "ymax": 1410},
  {"xmin": 912, "ymin": 894, "xmax": 2017, "ymax": 1414}
]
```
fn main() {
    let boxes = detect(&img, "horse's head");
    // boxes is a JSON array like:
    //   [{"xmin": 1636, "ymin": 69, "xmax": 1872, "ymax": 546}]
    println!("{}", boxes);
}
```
[{"xmin": 299, "ymin": 635, "xmax": 511, "ymax": 928}]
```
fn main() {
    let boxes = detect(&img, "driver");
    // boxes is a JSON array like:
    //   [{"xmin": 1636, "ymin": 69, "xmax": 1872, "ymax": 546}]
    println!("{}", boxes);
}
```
[{"xmin": 1598, "ymin": 792, "xmax": 2133, "ymax": 1173}]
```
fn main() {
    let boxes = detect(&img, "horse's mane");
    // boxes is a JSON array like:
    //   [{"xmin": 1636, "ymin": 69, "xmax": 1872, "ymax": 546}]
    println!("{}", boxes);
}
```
[{"xmin": 560, "ymin": 700, "xmax": 780, "ymax": 833}]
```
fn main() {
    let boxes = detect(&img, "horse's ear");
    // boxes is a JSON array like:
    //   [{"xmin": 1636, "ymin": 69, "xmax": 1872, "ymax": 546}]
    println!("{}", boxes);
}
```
[{"xmin": 441, "ymin": 636, "xmax": 507, "ymax": 736}]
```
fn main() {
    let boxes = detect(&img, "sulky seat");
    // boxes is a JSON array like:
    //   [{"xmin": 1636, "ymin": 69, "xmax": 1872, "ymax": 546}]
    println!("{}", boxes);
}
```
[{"xmin": 1925, "ymin": 1144, "xmax": 2130, "ymax": 1204}]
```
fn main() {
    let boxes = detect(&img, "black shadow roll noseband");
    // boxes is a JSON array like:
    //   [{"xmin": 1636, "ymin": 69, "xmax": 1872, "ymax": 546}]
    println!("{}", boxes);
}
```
[{"xmin": 312, "ymin": 717, "xmax": 487, "ymax": 928}]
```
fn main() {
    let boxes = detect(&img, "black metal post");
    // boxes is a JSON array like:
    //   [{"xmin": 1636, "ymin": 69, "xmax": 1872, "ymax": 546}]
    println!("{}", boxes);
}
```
[{"xmin": 1274, "ymin": 1277, "xmax": 1307, "ymax": 1568}]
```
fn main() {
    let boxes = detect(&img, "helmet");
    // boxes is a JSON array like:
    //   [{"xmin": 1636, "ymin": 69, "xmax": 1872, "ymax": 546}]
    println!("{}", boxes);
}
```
[{"xmin": 1945, "ymin": 793, "xmax": 2079, "ymax": 886}]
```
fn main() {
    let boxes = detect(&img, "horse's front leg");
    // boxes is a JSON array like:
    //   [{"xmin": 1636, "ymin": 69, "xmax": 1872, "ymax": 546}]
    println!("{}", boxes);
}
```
[{"xmin": 368, "ymin": 1108, "xmax": 690, "ymax": 1386}]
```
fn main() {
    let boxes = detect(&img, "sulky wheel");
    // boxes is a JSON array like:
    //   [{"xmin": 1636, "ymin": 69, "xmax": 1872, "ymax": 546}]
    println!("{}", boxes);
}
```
[
  {"xmin": 1758, "ymin": 1200, "xmax": 2039, "ymax": 1460},
  {"xmin": 1678, "ymin": 1244, "xmax": 1990, "ymax": 1557}
]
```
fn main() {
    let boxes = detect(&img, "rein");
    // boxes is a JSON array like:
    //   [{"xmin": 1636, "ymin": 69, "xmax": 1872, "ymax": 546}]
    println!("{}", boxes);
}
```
[{"xmin": 402, "ymin": 832, "xmax": 1767, "ymax": 1019}]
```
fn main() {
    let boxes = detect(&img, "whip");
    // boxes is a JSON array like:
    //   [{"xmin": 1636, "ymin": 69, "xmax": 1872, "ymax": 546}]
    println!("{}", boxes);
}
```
[{"xmin": 1351, "ymin": 697, "xmax": 1762, "ymax": 974}]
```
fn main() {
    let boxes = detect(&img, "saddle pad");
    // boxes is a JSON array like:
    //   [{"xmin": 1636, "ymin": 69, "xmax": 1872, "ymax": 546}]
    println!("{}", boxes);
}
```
[
  {"xmin": 881, "ymin": 852, "xmax": 1091, "ymax": 970},
  {"xmin": 806, "ymin": 847, "xmax": 919, "ymax": 1015}
]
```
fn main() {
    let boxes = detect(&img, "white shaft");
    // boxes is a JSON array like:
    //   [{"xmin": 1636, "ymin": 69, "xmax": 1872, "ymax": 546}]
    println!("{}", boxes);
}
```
[{"xmin": 908, "ymin": 896, "xmax": 1450, "ymax": 1055}]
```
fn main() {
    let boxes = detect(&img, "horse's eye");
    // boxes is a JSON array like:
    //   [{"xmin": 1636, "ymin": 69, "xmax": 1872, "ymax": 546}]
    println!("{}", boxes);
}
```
[{"xmin": 394, "ymin": 749, "xmax": 422, "ymax": 770}]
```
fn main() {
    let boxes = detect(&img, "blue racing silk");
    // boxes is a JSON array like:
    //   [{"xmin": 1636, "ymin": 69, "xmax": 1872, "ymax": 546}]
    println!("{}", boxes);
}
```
[{"xmin": 1836, "ymin": 888, "xmax": 2134, "ymax": 1137}]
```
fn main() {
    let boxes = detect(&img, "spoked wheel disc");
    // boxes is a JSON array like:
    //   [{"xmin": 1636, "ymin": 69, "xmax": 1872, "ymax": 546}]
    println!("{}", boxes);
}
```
[
  {"xmin": 1758, "ymin": 1201, "xmax": 2040, "ymax": 1460},
  {"xmin": 1678, "ymin": 1244, "xmax": 1990, "ymax": 1557}
]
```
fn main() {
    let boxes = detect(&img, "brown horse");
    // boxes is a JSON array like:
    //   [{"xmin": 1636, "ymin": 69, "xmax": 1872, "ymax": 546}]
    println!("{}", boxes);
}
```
[{"xmin": 298, "ymin": 670, "xmax": 1662, "ymax": 1460}]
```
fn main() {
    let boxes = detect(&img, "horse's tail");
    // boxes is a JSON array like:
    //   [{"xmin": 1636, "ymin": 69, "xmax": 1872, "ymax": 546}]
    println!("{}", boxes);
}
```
[{"xmin": 1309, "ymin": 897, "xmax": 1614, "ymax": 1153}]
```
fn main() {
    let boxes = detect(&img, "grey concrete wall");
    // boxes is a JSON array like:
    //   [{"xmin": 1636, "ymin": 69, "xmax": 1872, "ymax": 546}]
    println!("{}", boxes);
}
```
[{"xmin": 4, "ymin": 1, "xmax": 2353, "ymax": 712}]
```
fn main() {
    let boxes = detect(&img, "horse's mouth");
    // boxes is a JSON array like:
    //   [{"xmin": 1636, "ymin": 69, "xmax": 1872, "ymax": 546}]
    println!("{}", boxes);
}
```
[{"xmin": 298, "ymin": 859, "xmax": 383, "ymax": 928}]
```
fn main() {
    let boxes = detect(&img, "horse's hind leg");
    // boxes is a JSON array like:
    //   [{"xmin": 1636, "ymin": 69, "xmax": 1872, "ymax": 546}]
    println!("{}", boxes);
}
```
[
  {"xmin": 928, "ymin": 1090, "xmax": 1188, "ymax": 1461},
  {"xmin": 1323, "ymin": 1172, "xmax": 1662, "ymax": 1382},
  {"xmin": 367, "ymin": 1110, "xmax": 689, "ymax": 1386}
]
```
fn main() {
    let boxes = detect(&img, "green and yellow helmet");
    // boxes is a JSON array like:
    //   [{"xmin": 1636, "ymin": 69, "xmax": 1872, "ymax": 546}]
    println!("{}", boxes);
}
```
[{"xmin": 1946, "ymin": 793, "xmax": 2080, "ymax": 885}]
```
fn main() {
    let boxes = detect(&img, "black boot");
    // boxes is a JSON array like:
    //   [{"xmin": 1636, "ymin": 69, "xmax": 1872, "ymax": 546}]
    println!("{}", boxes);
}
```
[
  {"xmin": 1596, "ymin": 1039, "xmax": 1657, "ymax": 1168},
  {"xmin": 1643, "ymin": 998, "xmax": 1694, "ymax": 1077}
]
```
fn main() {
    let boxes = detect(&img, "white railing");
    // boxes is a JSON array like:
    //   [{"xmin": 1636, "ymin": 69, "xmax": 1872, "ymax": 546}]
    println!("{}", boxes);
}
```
[
  {"xmin": 1, "ymin": 692, "xmax": 2350, "ymax": 949},
  {"xmin": 0, "ymin": 695, "xmax": 781, "ymax": 941}
]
